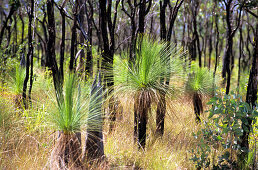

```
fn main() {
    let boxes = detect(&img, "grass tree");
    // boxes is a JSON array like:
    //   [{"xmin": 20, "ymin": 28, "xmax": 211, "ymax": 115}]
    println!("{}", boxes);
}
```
[
  {"xmin": 85, "ymin": 72, "xmax": 105, "ymax": 162},
  {"xmin": 11, "ymin": 64, "xmax": 25, "ymax": 109},
  {"xmin": 114, "ymin": 36, "xmax": 185, "ymax": 149},
  {"xmin": 47, "ymin": 73, "xmax": 104, "ymax": 169},
  {"xmin": 185, "ymin": 63, "xmax": 213, "ymax": 122}
]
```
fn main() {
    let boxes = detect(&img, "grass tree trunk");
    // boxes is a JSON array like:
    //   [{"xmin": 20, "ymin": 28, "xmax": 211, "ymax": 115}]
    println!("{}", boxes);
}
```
[
  {"xmin": 136, "ymin": 93, "xmax": 151, "ymax": 149},
  {"xmin": 50, "ymin": 133, "xmax": 82, "ymax": 169},
  {"xmin": 85, "ymin": 73, "xmax": 104, "ymax": 162},
  {"xmin": 156, "ymin": 92, "xmax": 166, "ymax": 136},
  {"xmin": 193, "ymin": 92, "xmax": 203, "ymax": 123}
]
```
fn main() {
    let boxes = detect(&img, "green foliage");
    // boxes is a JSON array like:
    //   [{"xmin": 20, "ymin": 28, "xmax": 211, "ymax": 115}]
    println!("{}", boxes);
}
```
[
  {"xmin": 46, "ymin": 73, "xmax": 103, "ymax": 134},
  {"xmin": 115, "ymin": 36, "xmax": 186, "ymax": 98},
  {"xmin": 48, "ymin": 74, "xmax": 83, "ymax": 133},
  {"xmin": 185, "ymin": 62, "xmax": 214, "ymax": 96},
  {"xmin": 11, "ymin": 65, "xmax": 25, "ymax": 95},
  {"xmin": 191, "ymin": 91, "xmax": 258, "ymax": 169}
]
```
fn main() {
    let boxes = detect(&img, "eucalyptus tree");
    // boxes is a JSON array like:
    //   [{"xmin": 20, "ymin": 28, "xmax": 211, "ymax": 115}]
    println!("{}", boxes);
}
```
[
  {"xmin": 99, "ymin": 0, "xmax": 120, "ymax": 131},
  {"xmin": 238, "ymin": 0, "xmax": 258, "ymax": 163},
  {"xmin": 22, "ymin": 0, "xmax": 34, "ymax": 109},
  {"xmin": 115, "ymin": 36, "xmax": 185, "ymax": 148},
  {"xmin": 0, "ymin": 0, "xmax": 20, "ymax": 46},
  {"xmin": 221, "ymin": 0, "xmax": 242, "ymax": 94}
]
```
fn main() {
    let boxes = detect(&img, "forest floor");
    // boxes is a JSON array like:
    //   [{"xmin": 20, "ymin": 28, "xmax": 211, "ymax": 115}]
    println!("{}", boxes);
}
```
[{"xmin": 0, "ymin": 67, "xmax": 257, "ymax": 169}]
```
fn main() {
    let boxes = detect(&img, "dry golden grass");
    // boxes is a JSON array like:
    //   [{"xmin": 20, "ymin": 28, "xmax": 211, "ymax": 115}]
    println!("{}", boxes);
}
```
[
  {"xmin": 1, "ymin": 86, "xmax": 208, "ymax": 169},
  {"xmin": 1, "ymin": 73, "xmax": 255, "ymax": 169}
]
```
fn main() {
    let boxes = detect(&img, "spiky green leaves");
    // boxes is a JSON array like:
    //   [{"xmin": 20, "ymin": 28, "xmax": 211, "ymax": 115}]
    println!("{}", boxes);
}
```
[
  {"xmin": 11, "ymin": 65, "xmax": 25, "ymax": 95},
  {"xmin": 115, "ymin": 36, "xmax": 186, "ymax": 100},
  {"xmin": 47, "ymin": 73, "xmax": 103, "ymax": 134},
  {"xmin": 185, "ymin": 63, "xmax": 214, "ymax": 96}
]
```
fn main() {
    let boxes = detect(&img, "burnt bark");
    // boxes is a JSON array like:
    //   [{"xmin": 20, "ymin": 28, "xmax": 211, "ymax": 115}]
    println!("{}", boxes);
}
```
[
  {"xmin": 69, "ymin": 3, "xmax": 78, "ymax": 72},
  {"xmin": 0, "ymin": 1, "xmax": 19, "ymax": 46},
  {"xmin": 193, "ymin": 92, "xmax": 203, "ymax": 123},
  {"xmin": 135, "ymin": 93, "xmax": 151, "ymax": 149},
  {"xmin": 99, "ymin": 0, "xmax": 120, "ymax": 133},
  {"xmin": 121, "ymin": 0, "xmax": 137, "ymax": 63},
  {"xmin": 46, "ymin": 0, "xmax": 62, "ymax": 100},
  {"xmin": 221, "ymin": 0, "xmax": 242, "ymax": 94},
  {"xmin": 156, "ymin": 0, "xmax": 184, "ymax": 137},
  {"xmin": 22, "ymin": 0, "xmax": 34, "ymax": 109},
  {"xmin": 85, "ymin": 0, "xmax": 93, "ymax": 79},
  {"xmin": 239, "ymin": 23, "xmax": 258, "ymax": 162}
]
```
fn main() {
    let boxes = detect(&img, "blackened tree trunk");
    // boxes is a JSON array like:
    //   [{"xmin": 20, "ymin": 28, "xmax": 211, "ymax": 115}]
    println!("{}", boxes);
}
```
[
  {"xmin": 22, "ymin": 0, "xmax": 34, "ymax": 109},
  {"xmin": 46, "ymin": 0, "xmax": 62, "ymax": 98},
  {"xmin": 85, "ymin": 73, "xmax": 104, "ymax": 161},
  {"xmin": 28, "ymin": 0, "xmax": 34, "ymax": 105},
  {"xmin": 85, "ymin": 0, "xmax": 93, "ymax": 79},
  {"xmin": 191, "ymin": 0, "xmax": 201, "ymax": 67},
  {"xmin": 121, "ymin": 0, "xmax": 137, "ymax": 63},
  {"xmin": 221, "ymin": 0, "xmax": 242, "ymax": 94},
  {"xmin": 69, "ymin": 2, "xmax": 78, "ymax": 72},
  {"xmin": 239, "ymin": 22, "xmax": 258, "ymax": 162},
  {"xmin": 193, "ymin": 92, "xmax": 203, "ymax": 122},
  {"xmin": 60, "ymin": 8, "xmax": 65, "ymax": 84},
  {"xmin": 99, "ymin": 0, "xmax": 120, "ymax": 133},
  {"xmin": 156, "ymin": 0, "xmax": 184, "ymax": 137},
  {"xmin": 135, "ymin": 94, "xmax": 151, "ymax": 149},
  {"xmin": 0, "ymin": 0, "xmax": 19, "ymax": 46}
]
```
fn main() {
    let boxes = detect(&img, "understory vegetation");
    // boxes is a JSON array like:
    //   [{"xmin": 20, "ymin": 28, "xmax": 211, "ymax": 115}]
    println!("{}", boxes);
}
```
[
  {"xmin": 0, "ymin": 45, "xmax": 257, "ymax": 169},
  {"xmin": 0, "ymin": 0, "xmax": 257, "ymax": 169}
]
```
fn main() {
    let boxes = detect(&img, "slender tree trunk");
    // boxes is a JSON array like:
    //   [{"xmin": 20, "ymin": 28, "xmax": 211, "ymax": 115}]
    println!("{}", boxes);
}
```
[
  {"xmin": 136, "ymin": 94, "xmax": 150, "ymax": 149},
  {"xmin": 85, "ymin": 0, "xmax": 93, "ymax": 79},
  {"xmin": 69, "ymin": 6, "xmax": 77, "ymax": 72},
  {"xmin": 237, "ymin": 22, "xmax": 243, "ymax": 91},
  {"xmin": 22, "ymin": 0, "xmax": 34, "ymax": 109},
  {"xmin": 60, "ymin": 9, "xmax": 65, "ymax": 84},
  {"xmin": 0, "ymin": 3, "xmax": 18, "ymax": 46},
  {"xmin": 239, "ymin": 23, "xmax": 258, "ymax": 162},
  {"xmin": 156, "ymin": 0, "xmax": 184, "ymax": 137}
]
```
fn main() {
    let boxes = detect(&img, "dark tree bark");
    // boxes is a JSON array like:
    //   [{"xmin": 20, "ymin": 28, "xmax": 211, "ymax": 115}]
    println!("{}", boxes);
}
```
[
  {"xmin": 85, "ymin": 73, "xmax": 104, "ymax": 161},
  {"xmin": 237, "ymin": 20, "xmax": 243, "ymax": 91},
  {"xmin": 193, "ymin": 92, "xmax": 203, "ymax": 123},
  {"xmin": 85, "ymin": 0, "xmax": 93, "ymax": 79},
  {"xmin": 191, "ymin": 0, "xmax": 201, "ymax": 67},
  {"xmin": 138, "ymin": 0, "xmax": 152, "ymax": 34},
  {"xmin": 221, "ymin": 0, "xmax": 242, "ymax": 94},
  {"xmin": 22, "ymin": 0, "xmax": 34, "ymax": 109},
  {"xmin": 213, "ymin": 12, "xmax": 219, "ymax": 85},
  {"xmin": 135, "ymin": 93, "xmax": 151, "ymax": 149},
  {"xmin": 239, "ymin": 22, "xmax": 258, "ymax": 163},
  {"xmin": 0, "ymin": 0, "xmax": 19, "ymax": 46},
  {"xmin": 99, "ymin": 0, "xmax": 120, "ymax": 133},
  {"xmin": 69, "ymin": 2, "xmax": 78, "ymax": 72},
  {"xmin": 121, "ymin": 0, "xmax": 137, "ymax": 63},
  {"xmin": 156, "ymin": 0, "xmax": 184, "ymax": 137},
  {"xmin": 46, "ymin": 0, "xmax": 62, "ymax": 98}
]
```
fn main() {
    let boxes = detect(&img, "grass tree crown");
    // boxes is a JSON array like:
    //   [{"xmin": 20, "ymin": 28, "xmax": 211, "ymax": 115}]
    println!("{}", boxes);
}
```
[
  {"xmin": 114, "ymin": 36, "xmax": 186, "ymax": 100},
  {"xmin": 46, "ymin": 73, "xmax": 103, "ymax": 134}
]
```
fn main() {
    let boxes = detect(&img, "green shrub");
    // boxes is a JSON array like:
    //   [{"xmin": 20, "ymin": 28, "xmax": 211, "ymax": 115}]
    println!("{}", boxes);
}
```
[{"xmin": 191, "ymin": 91, "xmax": 258, "ymax": 169}]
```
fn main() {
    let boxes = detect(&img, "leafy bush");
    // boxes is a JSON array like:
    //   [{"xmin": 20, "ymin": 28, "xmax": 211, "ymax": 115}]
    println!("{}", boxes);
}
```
[{"xmin": 191, "ymin": 91, "xmax": 258, "ymax": 169}]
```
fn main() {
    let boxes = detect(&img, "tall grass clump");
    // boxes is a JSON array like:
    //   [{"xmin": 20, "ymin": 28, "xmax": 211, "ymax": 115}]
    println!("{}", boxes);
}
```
[
  {"xmin": 10, "ymin": 64, "xmax": 25, "ymax": 108},
  {"xmin": 185, "ymin": 62, "xmax": 214, "ymax": 122},
  {"xmin": 114, "ymin": 36, "xmax": 185, "ymax": 149}
]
